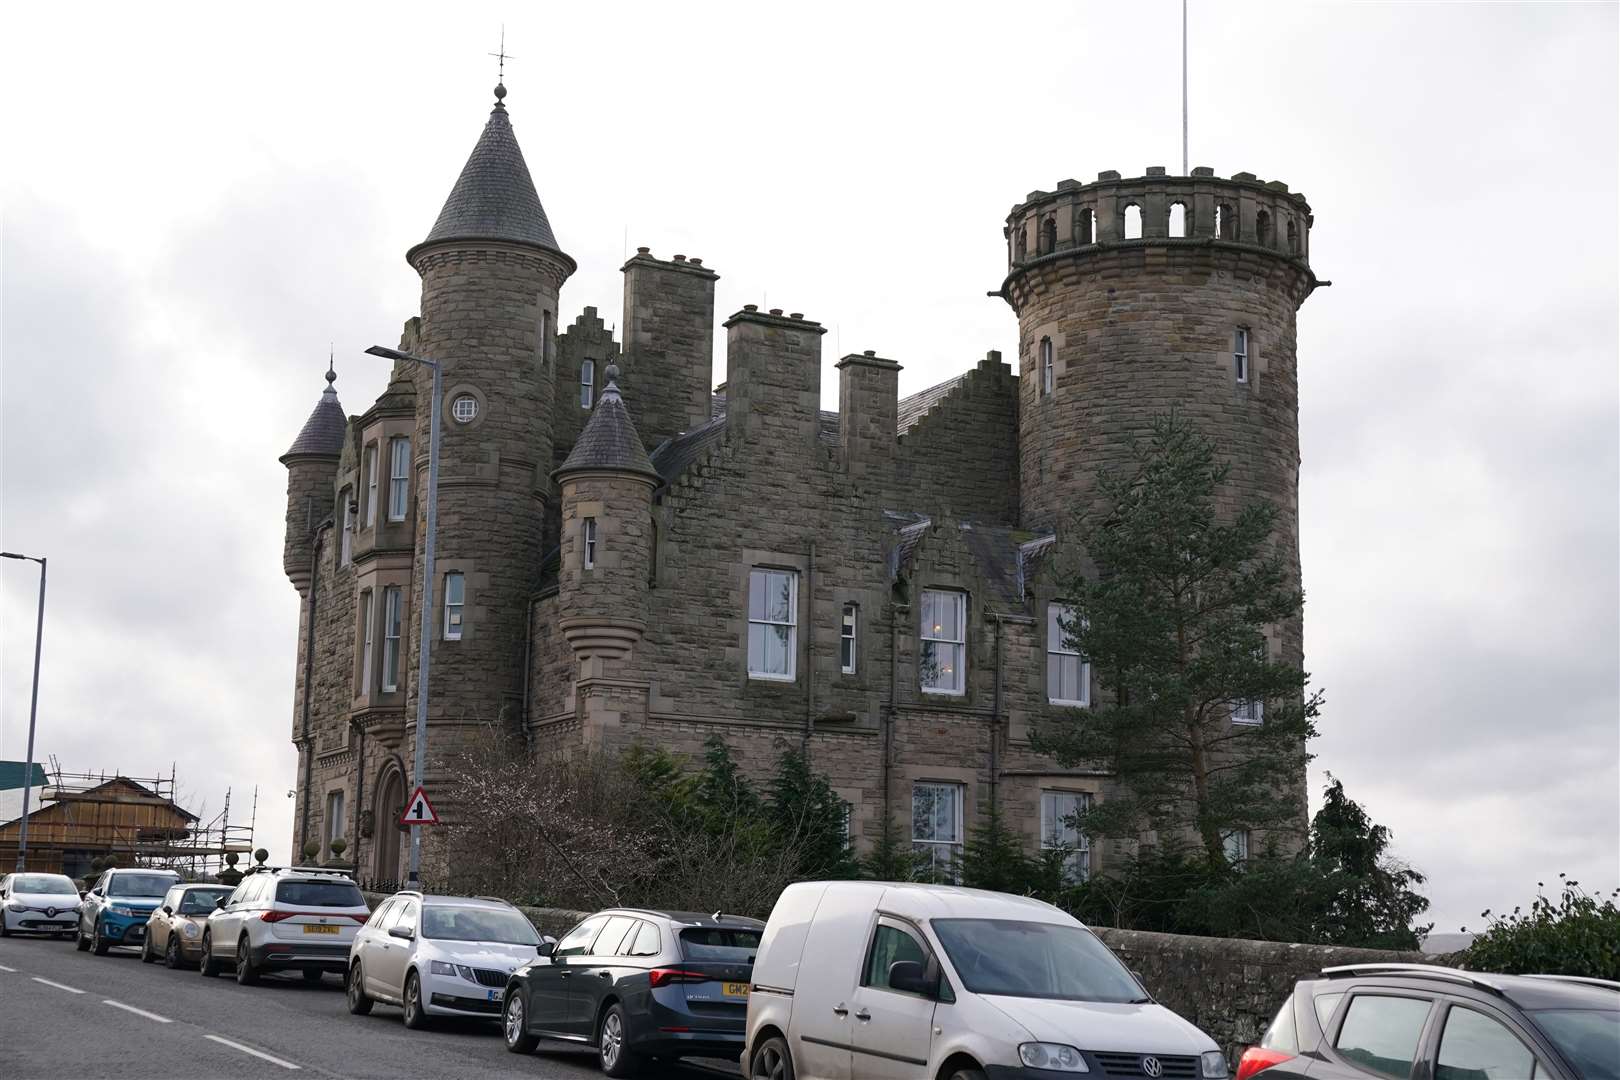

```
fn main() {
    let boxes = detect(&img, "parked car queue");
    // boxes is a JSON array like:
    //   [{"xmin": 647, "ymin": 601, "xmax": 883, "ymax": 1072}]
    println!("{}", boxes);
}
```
[{"xmin": 4, "ymin": 865, "xmax": 1617, "ymax": 1080}]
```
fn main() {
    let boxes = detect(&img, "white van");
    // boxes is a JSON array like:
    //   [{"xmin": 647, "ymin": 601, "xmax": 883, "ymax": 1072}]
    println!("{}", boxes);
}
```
[{"xmin": 744, "ymin": 881, "xmax": 1228, "ymax": 1080}]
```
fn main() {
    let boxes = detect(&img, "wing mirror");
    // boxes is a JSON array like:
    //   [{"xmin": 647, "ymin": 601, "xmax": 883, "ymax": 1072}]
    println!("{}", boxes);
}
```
[
  {"xmin": 536, "ymin": 939, "xmax": 556, "ymax": 958},
  {"xmin": 161, "ymin": 905, "xmax": 173, "ymax": 916},
  {"xmin": 78, "ymin": 890, "xmax": 88, "ymax": 900},
  {"xmin": 388, "ymin": 925, "xmax": 415, "ymax": 941},
  {"xmin": 215, "ymin": 896, "xmax": 228, "ymax": 909},
  {"xmin": 888, "ymin": 960, "xmax": 934, "ymax": 997}
]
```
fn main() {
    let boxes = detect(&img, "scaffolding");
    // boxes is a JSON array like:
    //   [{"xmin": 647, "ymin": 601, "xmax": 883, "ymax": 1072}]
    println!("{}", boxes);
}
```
[{"xmin": 2, "ymin": 759, "xmax": 257, "ymax": 879}]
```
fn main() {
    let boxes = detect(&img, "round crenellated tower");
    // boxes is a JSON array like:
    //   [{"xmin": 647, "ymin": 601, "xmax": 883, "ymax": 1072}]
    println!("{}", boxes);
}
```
[
  {"xmin": 553, "ymin": 364, "xmax": 659, "ymax": 663},
  {"xmin": 1001, "ymin": 164, "xmax": 1323, "ymax": 680}
]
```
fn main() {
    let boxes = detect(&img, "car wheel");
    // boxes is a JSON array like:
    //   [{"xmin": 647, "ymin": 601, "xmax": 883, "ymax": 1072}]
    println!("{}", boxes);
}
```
[
  {"xmin": 597, "ymin": 1003, "xmax": 640, "ymax": 1077},
  {"xmin": 58, "ymin": 931, "xmax": 74, "ymax": 941},
  {"xmin": 503, "ymin": 989, "xmax": 538, "ymax": 1054},
  {"xmin": 750, "ymin": 1035, "xmax": 796, "ymax": 1080},
  {"xmin": 91, "ymin": 919, "xmax": 110, "ymax": 956},
  {"xmin": 0, "ymin": 914, "xmax": 11, "ymax": 937},
  {"xmin": 402, "ymin": 970, "xmax": 430, "ymax": 1030},
  {"xmin": 75, "ymin": 920, "xmax": 91, "ymax": 952},
  {"xmin": 346, "ymin": 962, "xmax": 374, "ymax": 1016},
  {"xmin": 947, "ymin": 1068, "xmax": 987, "ymax": 1080},
  {"xmin": 165, "ymin": 933, "xmax": 184, "ymax": 969},
  {"xmin": 234, "ymin": 936, "xmax": 259, "ymax": 985},
  {"xmin": 199, "ymin": 933, "xmax": 222, "ymax": 977},
  {"xmin": 141, "ymin": 934, "xmax": 156, "ymax": 963}
]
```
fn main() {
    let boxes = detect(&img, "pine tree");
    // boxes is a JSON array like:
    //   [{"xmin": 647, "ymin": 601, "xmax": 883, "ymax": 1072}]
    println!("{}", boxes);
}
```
[
  {"xmin": 766, "ymin": 743, "xmax": 859, "ymax": 880},
  {"xmin": 957, "ymin": 799, "xmax": 1035, "ymax": 894},
  {"xmin": 1034, "ymin": 414, "xmax": 1321, "ymax": 868}
]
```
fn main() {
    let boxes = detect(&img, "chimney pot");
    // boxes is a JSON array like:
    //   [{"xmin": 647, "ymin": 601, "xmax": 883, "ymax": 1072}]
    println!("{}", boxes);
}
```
[
  {"xmin": 789, "ymin": 312, "xmax": 803, "ymax": 320},
  {"xmin": 863, "ymin": 350, "xmax": 876, "ymax": 357},
  {"xmin": 689, "ymin": 257, "xmax": 702, "ymax": 265},
  {"xmin": 636, "ymin": 246, "xmax": 650, "ymax": 255},
  {"xmin": 769, "ymin": 308, "xmax": 783, "ymax": 316},
  {"xmin": 673, "ymin": 254, "xmax": 686, "ymax": 261},
  {"xmin": 744, "ymin": 304, "xmax": 758, "ymax": 312}
]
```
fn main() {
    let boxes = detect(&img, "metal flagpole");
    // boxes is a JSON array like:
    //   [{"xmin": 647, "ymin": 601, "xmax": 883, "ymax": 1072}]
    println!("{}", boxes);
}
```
[{"xmin": 1182, "ymin": 0, "xmax": 1189, "ymax": 175}]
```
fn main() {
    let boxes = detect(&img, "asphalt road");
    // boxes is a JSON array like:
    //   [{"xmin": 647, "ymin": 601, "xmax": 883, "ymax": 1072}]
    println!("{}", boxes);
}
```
[{"xmin": 0, "ymin": 933, "xmax": 740, "ymax": 1080}]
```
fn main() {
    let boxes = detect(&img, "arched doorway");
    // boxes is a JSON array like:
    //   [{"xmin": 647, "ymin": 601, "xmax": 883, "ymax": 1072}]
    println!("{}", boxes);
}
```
[{"xmin": 373, "ymin": 767, "xmax": 405, "ymax": 885}]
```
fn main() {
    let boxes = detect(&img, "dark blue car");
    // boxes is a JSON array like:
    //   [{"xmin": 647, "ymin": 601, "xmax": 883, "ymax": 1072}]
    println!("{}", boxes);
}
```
[
  {"xmin": 76, "ymin": 868, "xmax": 182, "ymax": 956},
  {"xmin": 502, "ymin": 908, "xmax": 763, "ymax": 1077}
]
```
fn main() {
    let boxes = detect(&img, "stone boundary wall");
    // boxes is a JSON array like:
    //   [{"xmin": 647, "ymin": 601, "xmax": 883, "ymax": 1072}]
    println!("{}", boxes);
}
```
[{"xmin": 365, "ymin": 891, "xmax": 1452, "ymax": 1063}]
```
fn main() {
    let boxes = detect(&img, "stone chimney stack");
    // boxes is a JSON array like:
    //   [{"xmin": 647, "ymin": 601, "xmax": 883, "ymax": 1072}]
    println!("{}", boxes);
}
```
[
  {"xmin": 620, "ymin": 249, "xmax": 719, "ymax": 448},
  {"xmin": 836, "ymin": 350, "xmax": 901, "ymax": 493},
  {"xmin": 722, "ymin": 306, "xmax": 825, "ymax": 456}
]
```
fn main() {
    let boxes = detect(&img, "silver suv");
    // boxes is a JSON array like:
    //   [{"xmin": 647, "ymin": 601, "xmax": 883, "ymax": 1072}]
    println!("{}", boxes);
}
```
[{"xmin": 199, "ymin": 866, "xmax": 369, "ymax": 985}]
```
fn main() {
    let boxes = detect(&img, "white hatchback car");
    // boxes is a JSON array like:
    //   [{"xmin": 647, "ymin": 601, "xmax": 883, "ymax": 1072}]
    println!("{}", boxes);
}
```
[
  {"xmin": 345, "ymin": 892, "xmax": 550, "ymax": 1029},
  {"xmin": 745, "ymin": 881, "xmax": 1229, "ymax": 1080},
  {"xmin": 200, "ymin": 866, "xmax": 369, "ymax": 985},
  {"xmin": 0, "ymin": 872, "xmax": 81, "ymax": 938}
]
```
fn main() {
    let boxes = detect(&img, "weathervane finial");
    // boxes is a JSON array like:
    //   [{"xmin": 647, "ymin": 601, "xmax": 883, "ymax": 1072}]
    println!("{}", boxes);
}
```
[{"xmin": 489, "ymin": 26, "xmax": 516, "ymax": 106}]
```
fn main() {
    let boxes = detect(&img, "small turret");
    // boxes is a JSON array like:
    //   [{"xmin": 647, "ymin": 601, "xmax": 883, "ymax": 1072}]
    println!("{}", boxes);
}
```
[
  {"xmin": 553, "ymin": 364, "xmax": 659, "ymax": 662},
  {"xmin": 280, "ymin": 363, "xmax": 346, "ymax": 593}
]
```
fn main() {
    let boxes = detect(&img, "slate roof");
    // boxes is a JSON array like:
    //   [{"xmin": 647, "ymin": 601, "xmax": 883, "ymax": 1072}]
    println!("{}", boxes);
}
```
[
  {"xmin": 889, "ymin": 518, "xmax": 1055, "ymax": 610},
  {"xmin": 411, "ymin": 90, "xmax": 562, "ymax": 259},
  {"xmin": 650, "ymin": 414, "xmax": 727, "ymax": 485},
  {"xmin": 556, "ymin": 377, "xmax": 659, "ymax": 480},
  {"xmin": 897, "ymin": 373, "xmax": 967, "ymax": 435},
  {"xmin": 280, "ymin": 368, "xmax": 346, "ymax": 461}
]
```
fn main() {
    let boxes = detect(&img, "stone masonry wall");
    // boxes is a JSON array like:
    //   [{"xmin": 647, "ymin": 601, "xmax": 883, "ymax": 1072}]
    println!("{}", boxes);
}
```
[{"xmin": 895, "ymin": 352, "xmax": 1020, "ymax": 525}]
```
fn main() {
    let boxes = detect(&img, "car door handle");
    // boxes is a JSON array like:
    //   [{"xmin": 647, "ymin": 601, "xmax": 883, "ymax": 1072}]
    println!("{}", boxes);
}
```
[
  {"xmin": 558, "ymin": 970, "xmax": 573, "ymax": 979},
  {"xmin": 832, "ymin": 1004, "xmax": 849, "ymax": 1016},
  {"xmin": 598, "ymin": 971, "xmax": 611, "ymax": 980},
  {"xmin": 854, "ymin": 1009, "xmax": 871, "ymax": 1022}
]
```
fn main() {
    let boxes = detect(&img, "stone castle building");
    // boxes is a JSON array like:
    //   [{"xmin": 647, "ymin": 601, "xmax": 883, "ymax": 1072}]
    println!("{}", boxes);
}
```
[{"xmin": 280, "ymin": 81, "xmax": 1321, "ymax": 883}]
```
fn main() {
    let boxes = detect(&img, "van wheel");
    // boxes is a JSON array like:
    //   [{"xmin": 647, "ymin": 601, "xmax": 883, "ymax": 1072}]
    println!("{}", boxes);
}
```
[
  {"xmin": 947, "ymin": 1068, "xmax": 987, "ymax": 1080},
  {"xmin": 750, "ymin": 1036, "xmax": 796, "ymax": 1080}
]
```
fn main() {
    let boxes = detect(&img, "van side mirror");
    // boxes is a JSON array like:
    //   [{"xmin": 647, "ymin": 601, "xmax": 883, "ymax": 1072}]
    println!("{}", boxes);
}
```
[
  {"xmin": 888, "ymin": 960, "xmax": 932, "ymax": 996},
  {"xmin": 536, "ymin": 940, "xmax": 555, "ymax": 957}
]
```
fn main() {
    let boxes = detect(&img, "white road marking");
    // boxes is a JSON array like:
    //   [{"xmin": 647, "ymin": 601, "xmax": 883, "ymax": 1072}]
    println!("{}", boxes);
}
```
[
  {"xmin": 204, "ymin": 1035, "xmax": 301, "ymax": 1070},
  {"xmin": 0, "ymin": 964, "xmax": 16, "ymax": 972},
  {"xmin": 103, "ymin": 998, "xmax": 173, "ymax": 1023},
  {"xmin": 31, "ymin": 976, "xmax": 85, "ymax": 994}
]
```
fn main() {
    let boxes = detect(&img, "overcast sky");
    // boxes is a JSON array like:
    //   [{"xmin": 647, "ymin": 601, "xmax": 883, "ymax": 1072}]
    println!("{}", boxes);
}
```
[{"xmin": 2, "ymin": 2, "xmax": 1615, "ymax": 933}]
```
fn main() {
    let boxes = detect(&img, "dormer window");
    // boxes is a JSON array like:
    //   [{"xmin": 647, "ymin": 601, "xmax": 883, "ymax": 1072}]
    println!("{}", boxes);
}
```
[{"xmin": 581, "ymin": 359, "xmax": 595, "ymax": 410}]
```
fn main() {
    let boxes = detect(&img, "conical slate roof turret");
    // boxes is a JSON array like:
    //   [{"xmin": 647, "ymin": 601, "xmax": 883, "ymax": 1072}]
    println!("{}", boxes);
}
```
[
  {"xmin": 280, "ymin": 362, "xmax": 346, "ymax": 462},
  {"xmin": 407, "ymin": 83, "xmax": 563, "ymax": 264},
  {"xmin": 555, "ymin": 365, "xmax": 659, "ymax": 481}
]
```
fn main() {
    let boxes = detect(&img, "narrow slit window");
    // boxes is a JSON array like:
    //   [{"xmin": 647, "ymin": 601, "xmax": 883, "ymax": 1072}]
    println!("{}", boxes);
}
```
[
  {"xmin": 1234, "ymin": 327, "xmax": 1250, "ymax": 384},
  {"xmin": 1040, "ymin": 338, "xmax": 1054, "ymax": 396},
  {"xmin": 1123, "ymin": 204, "xmax": 1143, "ymax": 240},
  {"xmin": 387, "ymin": 436, "xmax": 411, "ymax": 522},
  {"xmin": 920, "ymin": 589, "xmax": 966, "ymax": 695},
  {"xmin": 382, "ymin": 585, "xmax": 402, "ymax": 692},
  {"xmin": 443, "ymin": 571, "xmax": 464, "ymax": 641},
  {"xmin": 1078, "ymin": 208, "xmax": 1095, "ymax": 245},
  {"xmin": 359, "ymin": 589, "xmax": 374, "ymax": 693},
  {"xmin": 583, "ymin": 517, "xmax": 597, "ymax": 569},
  {"xmin": 840, "ymin": 603, "xmax": 858, "ymax": 675},
  {"xmin": 325, "ymin": 791, "xmax": 345, "ymax": 846},
  {"xmin": 1169, "ymin": 202, "xmax": 1187, "ymax": 237},
  {"xmin": 747, "ymin": 568, "xmax": 798, "ymax": 680},
  {"xmin": 339, "ymin": 488, "xmax": 353, "ymax": 567},
  {"xmin": 1287, "ymin": 218, "xmax": 1300, "ymax": 254},
  {"xmin": 580, "ymin": 359, "xmax": 595, "ymax": 410},
  {"xmin": 363, "ymin": 445, "xmax": 378, "ymax": 528},
  {"xmin": 1257, "ymin": 209, "xmax": 1273, "ymax": 248},
  {"xmin": 1040, "ymin": 215, "xmax": 1057, "ymax": 254}
]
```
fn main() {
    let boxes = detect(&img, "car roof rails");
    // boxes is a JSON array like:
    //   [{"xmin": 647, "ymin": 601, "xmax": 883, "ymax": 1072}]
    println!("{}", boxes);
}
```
[
  {"xmin": 473, "ymin": 895, "xmax": 513, "ymax": 905},
  {"xmin": 1520, "ymin": 974, "xmax": 1620, "ymax": 992},
  {"xmin": 1321, "ymin": 963, "xmax": 1506, "ymax": 996},
  {"xmin": 284, "ymin": 866, "xmax": 356, "ymax": 878}
]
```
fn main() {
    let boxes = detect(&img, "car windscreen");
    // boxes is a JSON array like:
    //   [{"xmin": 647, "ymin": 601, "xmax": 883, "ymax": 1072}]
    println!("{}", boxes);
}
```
[
  {"xmin": 178, "ymin": 888, "xmax": 233, "ymax": 914},
  {"xmin": 678, "ymin": 926, "xmax": 762, "ymax": 963},
  {"xmin": 1529, "ymin": 1008, "xmax": 1620, "ymax": 1080},
  {"xmin": 421, "ymin": 906, "xmax": 540, "ymax": 945},
  {"xmin": 108, "ymin": 873, "xmax": 178, "ymax": 898},
  {"xmin": 274, "ymin": 880, "xmax": 364, "ymax": 908},
  {"xmin": 13, "ymin": 874, "xmax": 75, "ymax": 893},
  {"xmin": 930, "ymin": 918, "xmax": 1147, "ymax": 1003}
]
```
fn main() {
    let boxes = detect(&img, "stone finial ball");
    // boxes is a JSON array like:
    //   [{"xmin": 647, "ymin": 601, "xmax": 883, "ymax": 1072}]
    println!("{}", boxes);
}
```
[
  {"xmin": 254, "ymin": 848, "xmax": 269, "ymax": 864},
  {"xmin": 494, "ymin": 82, "xmax": 507, "ymax": 101},
  {"xmin": 605, "ymin": 362, "xmax": 621, "ymax": 384}
]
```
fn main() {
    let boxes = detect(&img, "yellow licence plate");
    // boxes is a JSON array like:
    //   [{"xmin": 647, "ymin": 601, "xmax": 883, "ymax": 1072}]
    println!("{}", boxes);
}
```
[
  {"xmin": 722, "ymin": 982, "xmax": 750, "ymax": 998},
  {"xmin": 303, "ymin": 924, "xmax": 339, "ymax": 935}
]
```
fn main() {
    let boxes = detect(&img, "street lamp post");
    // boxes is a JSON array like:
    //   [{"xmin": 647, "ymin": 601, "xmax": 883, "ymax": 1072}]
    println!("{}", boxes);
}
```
[
  {"xmin": 365, "ymin": 345, "xmax": 441, "ymax": 889},
  {"xmin": 2, "ymin": 552, "xmax": 47, "ymax": 872}
]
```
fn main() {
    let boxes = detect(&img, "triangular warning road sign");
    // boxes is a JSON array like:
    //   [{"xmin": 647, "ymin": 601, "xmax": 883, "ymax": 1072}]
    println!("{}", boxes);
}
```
[{"xmin": 399, "ymin": 785, "xmax": 439, "ymax": 826}]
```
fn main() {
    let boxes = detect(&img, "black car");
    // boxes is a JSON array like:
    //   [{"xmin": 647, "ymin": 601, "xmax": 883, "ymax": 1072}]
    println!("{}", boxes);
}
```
[
  {"xmin": 501, "ymin": 907, "xmax": 764, "ymax": 1077},
  {"xmin": 1237, "ymin": 963, "xmax": 1619, "ymax": 1080}
]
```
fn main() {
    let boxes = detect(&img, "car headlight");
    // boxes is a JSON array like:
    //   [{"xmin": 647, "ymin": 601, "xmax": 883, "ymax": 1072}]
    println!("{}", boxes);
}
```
[
  {"xmin": 429, "ymin": 960, "xmax": 459, "ymax": 977},
  {"xmin": 1201, "ymin": 1050, "xmax": 1229, "ymax": 1078},
  {"xmin": 1019, "ymin": 1043, "xmax": 1088, "ymax": 1072},
  {"xmin": 108, "ymin": 905, "xmax": 136, "ymax": 917},
  {"xmin": 182, "ymin": 922, "xmax": 201, "ymax": 938},
  {"xmin": 4, "ymin": 901, "xmax": 24, "ymax": 912}
]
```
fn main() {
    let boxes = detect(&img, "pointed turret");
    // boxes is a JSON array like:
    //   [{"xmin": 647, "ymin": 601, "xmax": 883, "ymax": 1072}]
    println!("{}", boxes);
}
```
[
  {"xmin": 405, "ymin": 82, "xmax": 571, "ymax": 267},
  {"xmin": 555, "ymin": 365, "xmax": 659, "ymax": 662},
  {"xmin": 281, "ymin": 363, "xmax": 345, "ymax": 593}
]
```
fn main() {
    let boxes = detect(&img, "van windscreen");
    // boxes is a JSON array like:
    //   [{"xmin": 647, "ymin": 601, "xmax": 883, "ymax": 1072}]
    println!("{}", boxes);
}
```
[
  {"xmin": 931, "ymin": 919, "xmax": 1147, "ymax": 1003},
  {"xmin": 679, "ymin": 927, "xmax": 762, "ymax": 963}
]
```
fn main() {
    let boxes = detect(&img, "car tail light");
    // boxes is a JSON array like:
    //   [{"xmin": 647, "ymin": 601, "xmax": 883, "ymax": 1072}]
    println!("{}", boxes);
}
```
[
  {"xmin": 346, "ymin": 913, "xmax": 369, "ymax": 923},
  {"xmin": 1235, "ymin": 1047, "xmax": 1294, "ymax": 1080},
  {"xmin": 648, "ymin": 968, "xmax": 708, "ymax": 988},
  {"xmin": 261, "ymin": 910, "xmax": 295, "ymax": 923}
]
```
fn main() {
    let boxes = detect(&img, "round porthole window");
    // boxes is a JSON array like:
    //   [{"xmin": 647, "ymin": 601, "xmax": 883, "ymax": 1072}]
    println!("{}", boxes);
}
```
[{"xmin": 451, "ymin": 394, "xmax": 479, "ymax": 423}]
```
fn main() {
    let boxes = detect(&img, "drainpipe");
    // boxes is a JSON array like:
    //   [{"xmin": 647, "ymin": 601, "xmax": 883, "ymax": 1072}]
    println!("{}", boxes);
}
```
[
  {"xmin": 351, "ymin": 720, "xmax": 365, "ymax": 875},
  {"xmin": 297, "ymin": 520, "xmax": 333, "ymax": 854},
  {"xmin": 804, "ymin": 541, "xmax": 816, "ymax": 756},
  {"xmin": 520, "ymin": 594, "xmax": 538, "ymax": 751},
  {"xmin": 884, "ymin": 599, "xmax": 900, "ymax": 842},
  {"xmin": 990, "ymin": 614, "xmax": 1004, "ymax": 813}
]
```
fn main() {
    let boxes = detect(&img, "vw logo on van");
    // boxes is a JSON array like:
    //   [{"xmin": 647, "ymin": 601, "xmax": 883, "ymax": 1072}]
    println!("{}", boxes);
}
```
[{"xmin": 1141, "ymin": 1057, "xmax": 1164, "ymax": 1078}]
